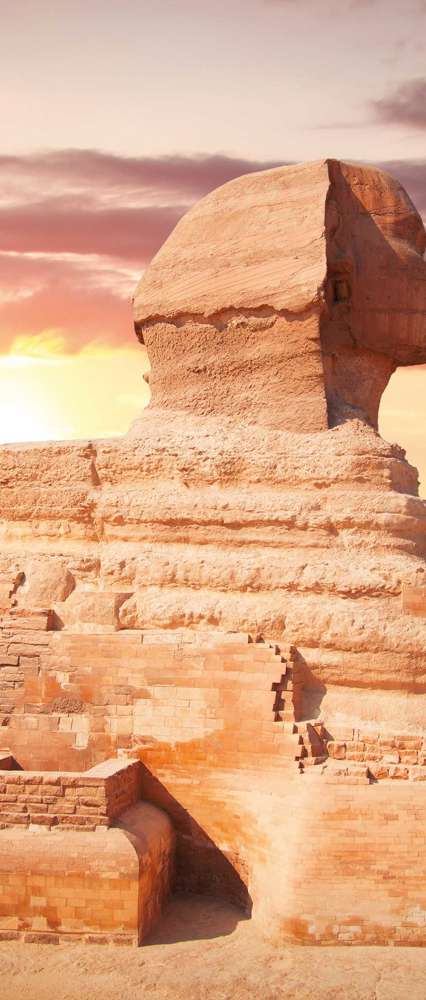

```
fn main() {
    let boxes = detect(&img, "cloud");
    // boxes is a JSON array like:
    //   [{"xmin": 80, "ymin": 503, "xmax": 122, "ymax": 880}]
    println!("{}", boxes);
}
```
[
  {"xmin": 0, "ymin": 150, "xmax": 280, "ymax": 204},
  {"xmin": 11, "ymin": 331, "xmax": 67, "ymax": 358},
  {"xmin": 372, "ymin": 78, "xmax": 426, "ymax": 129},
  {"xmin": 0, "ymin": 252, "xmax": 135, "ymax": 354},
  {"xmin": 0, "ymin": 199, "xmax": 185, "ymax": 261}
]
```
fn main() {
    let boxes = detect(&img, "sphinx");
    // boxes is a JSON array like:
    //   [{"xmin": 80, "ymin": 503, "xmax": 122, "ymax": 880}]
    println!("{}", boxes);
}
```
[
  {"xmin": 0, "ymin": 160, "xmax": 425, "ymax": 945},
  {"xmin": 133, "ymin": 158, "xmax": 426, "ymax": 431}
]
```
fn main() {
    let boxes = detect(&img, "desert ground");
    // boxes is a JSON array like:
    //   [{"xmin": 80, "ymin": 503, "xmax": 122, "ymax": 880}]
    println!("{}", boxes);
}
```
[{"xmin": 0, "ymin": 895, "xmax": 425, "ymax": 1000}]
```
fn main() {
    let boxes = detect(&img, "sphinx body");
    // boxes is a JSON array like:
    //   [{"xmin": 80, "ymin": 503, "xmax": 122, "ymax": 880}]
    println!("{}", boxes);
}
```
[
  {"xmin": 0, "ymin": 160, "xmax": 425, "ymax": 944},
  {"xmin": 1, "ymin": 159, "xmax": 424, "ymax": 725}
]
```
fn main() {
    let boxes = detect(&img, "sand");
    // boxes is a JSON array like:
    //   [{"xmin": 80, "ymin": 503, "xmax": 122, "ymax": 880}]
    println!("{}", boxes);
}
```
[{"xmin": 0, "ymin": 896, "xmax": 425, "ymax": 1000}]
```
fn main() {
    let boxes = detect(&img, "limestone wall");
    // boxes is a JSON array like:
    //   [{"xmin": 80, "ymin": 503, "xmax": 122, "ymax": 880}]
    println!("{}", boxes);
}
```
[
  {"xmin": 0, "ymin": 618, "xmax": 298, "ymax": 772},
  {"xmin": 279, "ymin": 780, "xmax": 426, "ymax": 945}
]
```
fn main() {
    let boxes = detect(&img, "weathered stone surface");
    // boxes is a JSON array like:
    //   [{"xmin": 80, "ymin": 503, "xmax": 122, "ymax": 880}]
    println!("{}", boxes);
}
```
[
  {"xmin": 0, "ymin": 420, "xmax": 424, "ymax": 718},
  {"xmin": 0, "ymin": 160, "xmax": 423, "ymax": 711},
  {"xmin": 19, "ymin": 560, "xmax": 75, "ymax": 607},
  {"xmin": 133, "ymin": 158, "xmax": 426, "ymax": 432},
  {"xmin": 134, "ymin": 160, "xmax": 330, "ymax": 433}
]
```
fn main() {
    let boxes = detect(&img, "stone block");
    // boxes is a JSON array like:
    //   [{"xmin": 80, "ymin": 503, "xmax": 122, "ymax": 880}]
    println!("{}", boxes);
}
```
[
  {"xmin": 327, "ymin": 741, "xmax": 346, "ymax": 760},
  {"xmin": 368, "ymin": 763, "xmax": 390, "ymax": 780},
  {"xmin": 383, "ymin": 753, "xmax": 400, "ymax": 765},
  {"xmin": 388, "ymin": 766, "xmax": 409, "ymax": 780},
  {"xmin": 57, "ymin": 592, "xmax": 133, "ymax": 631}
]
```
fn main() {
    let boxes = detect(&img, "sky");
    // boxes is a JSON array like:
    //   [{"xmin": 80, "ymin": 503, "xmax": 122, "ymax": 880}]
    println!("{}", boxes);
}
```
[{"xmin": 0, "ymin": 0, "xmax": 425, "ymax": 491}]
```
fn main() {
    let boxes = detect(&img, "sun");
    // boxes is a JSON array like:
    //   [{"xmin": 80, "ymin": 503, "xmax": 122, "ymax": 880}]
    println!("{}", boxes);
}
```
[
  {"xmin": 0, "ymin": 344, "xmax": 148, "ymax": 445},
  {"xmin": 0, "ymin": 355, "xmax": 57, "ymax": 444}
]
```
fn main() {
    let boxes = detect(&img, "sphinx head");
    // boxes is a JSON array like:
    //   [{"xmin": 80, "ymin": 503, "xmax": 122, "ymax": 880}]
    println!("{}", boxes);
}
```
[{"xmin": 133, "ymin": 158, "xmax": 426, "ymax": 432}]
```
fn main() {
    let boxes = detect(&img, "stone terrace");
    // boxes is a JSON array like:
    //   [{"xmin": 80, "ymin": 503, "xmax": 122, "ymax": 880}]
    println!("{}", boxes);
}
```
[{"xmin": 0, "ymin": 755, "xmax": 141, "ymax": 831}]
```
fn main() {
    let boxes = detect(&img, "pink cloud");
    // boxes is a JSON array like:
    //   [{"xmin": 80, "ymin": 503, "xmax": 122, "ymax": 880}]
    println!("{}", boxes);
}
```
[
  {"xmin": 0, "ymin": 254, "xmax": 134, "ymax": 353},
  {"xmin": 0, "ymin": 200, "xmax": 184, "ymax": 261}
]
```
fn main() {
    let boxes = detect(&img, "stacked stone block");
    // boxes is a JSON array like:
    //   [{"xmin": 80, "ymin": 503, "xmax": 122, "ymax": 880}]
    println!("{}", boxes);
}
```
[
  {"xmin": 0, "ymin": 759, "xmax": 141, "ymax": 831},
  {"xmin": 326, "ymin": 731, "xmax": 426, "ymax": 781},
  {"xmin": 0, "ymin": 609, "xmax": 51, "ymax": 726},
  {"xmin": 280, "ymin": 782, "xmax": 426, "ymax": 945},
  {"xmin": 0, "ymin": 756, "xmax": 174, "ymax": 944}
]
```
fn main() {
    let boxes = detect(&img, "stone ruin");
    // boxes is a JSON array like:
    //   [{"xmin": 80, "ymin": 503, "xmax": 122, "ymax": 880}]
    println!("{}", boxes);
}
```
[{"xmin": 0, "ymin": 158, "xmax": 425, "ymax": 945}]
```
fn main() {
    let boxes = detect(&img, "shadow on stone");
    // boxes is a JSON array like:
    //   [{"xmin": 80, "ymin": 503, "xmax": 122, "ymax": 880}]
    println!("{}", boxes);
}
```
[
  {"xmin": 138, "ymin": 762, "xmax": 253, "ymax": 922},
  {"xmin": 292, "ymin": 649, "xmax": 327, "ymax": 721}
]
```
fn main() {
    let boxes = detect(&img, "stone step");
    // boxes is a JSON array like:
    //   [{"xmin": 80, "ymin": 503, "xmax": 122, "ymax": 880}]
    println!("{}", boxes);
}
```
[
  {"xmin": 302, "ymin": 745, "xmax": 327, "ymax": 759},
  {"xmin": 299, "ymin": 755, "xmax": 328, "ymax": 768},
  {"xmin": 293, "ymin": 720, "xmax": 324, "ymax": 737}
]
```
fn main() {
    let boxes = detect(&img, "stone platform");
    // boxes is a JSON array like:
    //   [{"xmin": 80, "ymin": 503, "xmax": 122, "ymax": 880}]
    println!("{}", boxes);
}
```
[
  {"xmin": 0, "ymin": 754, "xmax": 174, "ymax": 944},
  {"xmin": 1, "ymin": 610, "xmax": 426, "ymax": 944}
]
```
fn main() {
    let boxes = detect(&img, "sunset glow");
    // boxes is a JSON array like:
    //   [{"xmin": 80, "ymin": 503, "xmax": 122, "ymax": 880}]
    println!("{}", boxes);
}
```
[
  {"xmin": 0, "ymin": 342, "xmax": 148, "ymax": 444},
  {"xmin": 380, "ymin": 366, "xmax": 426, "ymax": 494}
]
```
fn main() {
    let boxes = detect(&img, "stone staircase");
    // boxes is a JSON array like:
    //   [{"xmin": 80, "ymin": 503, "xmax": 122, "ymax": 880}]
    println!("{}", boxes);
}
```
[
  {"xmin": 289, "ymin": 721, "xmax": 328, "ymax": 772},
  {"xmin": 268, "ymin": 644, "xmax": 329, "ymax": 772},
  {"xmin": 0, "ymin": 612, "xmax": 330, "ymax": 774}
]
